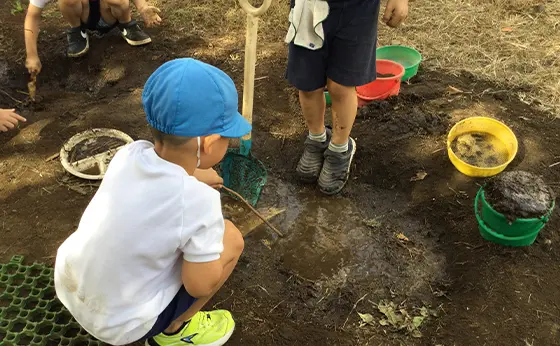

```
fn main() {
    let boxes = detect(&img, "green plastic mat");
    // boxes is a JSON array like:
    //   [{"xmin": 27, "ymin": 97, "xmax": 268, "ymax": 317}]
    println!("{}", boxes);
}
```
[{"xmin": 0, "ymin": 256, "xmax": 102, "ymax": 346}]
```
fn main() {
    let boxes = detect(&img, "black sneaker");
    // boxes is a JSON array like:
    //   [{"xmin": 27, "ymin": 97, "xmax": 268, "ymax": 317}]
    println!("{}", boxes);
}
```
[
  {"xmin": 296, "ymin": 128, "xmax": 332, "ymax": 183},
  {"xmin": 66, "ymin": 27, "xmax": 89, "ymax": 58},
  {"xmin": 119, "ymin": 21, "xmax": 152, "ymax": 46},
  {"xmin": 318, "ymin": 137, "xmax": 356, "ymax": 195}
]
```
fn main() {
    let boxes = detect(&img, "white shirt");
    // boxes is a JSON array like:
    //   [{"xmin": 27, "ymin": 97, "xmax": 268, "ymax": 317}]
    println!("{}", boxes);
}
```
[
  {"xmin": 29, "ymin": 0, "xmax": 50, "ymax": 8},
  {"xmin": 54, "ymin": 140, "xmax": 225, "ymax": 345}
]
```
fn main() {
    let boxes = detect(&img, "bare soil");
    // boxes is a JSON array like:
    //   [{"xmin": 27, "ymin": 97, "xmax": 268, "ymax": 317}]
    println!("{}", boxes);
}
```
[{"xmin": 1, "ymin": 2, "xmax": 560, "ymax": 345}]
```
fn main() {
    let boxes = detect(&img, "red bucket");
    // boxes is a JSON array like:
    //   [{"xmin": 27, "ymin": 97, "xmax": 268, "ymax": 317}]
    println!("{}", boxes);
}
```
[{"xmin": 356, "ymin": 60, "xmax": 405, "ymax": 107}]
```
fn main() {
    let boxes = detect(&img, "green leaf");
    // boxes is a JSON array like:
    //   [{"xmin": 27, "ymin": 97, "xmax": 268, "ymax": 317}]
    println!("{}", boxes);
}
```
[
  {"xmin": 379, "ymin": 319, "xmax": 390, "ymax": 326},
  {"xmin": 420, "ymin": 307, "xmax": 429, "ymax": 317}
]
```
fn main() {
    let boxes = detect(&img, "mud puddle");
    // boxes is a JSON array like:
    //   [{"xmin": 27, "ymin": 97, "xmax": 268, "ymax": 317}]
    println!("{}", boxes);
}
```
[{"xmin": 226, "ymin": 177, "xmax": 446, "ymax": 299}]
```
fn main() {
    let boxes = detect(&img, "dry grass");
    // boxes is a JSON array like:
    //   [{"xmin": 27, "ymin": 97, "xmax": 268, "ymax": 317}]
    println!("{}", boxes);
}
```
[
  {"xmin": 380, "ymin": 0, "xmax": 560, "ymax": 115},
  {"xmin": 160, "ymin": 0, "xmax": 559, "ymax": 114}
]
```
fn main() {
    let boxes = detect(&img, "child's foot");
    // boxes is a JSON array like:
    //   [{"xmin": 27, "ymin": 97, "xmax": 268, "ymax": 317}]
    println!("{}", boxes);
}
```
[
  {"xmin": 146, "ymin": 310, "xmax": 235, "ymax": 346},
  {"xmin": 66, "ymin": 27, "xmax": 89, "ymax": 58},
  {"xmin": 318, "ymin": 137, "xmax": 356, "ymax": 195},
  {"xmin": 119, "ymin": 21, "xmax": 152, "ymax": 46},
  {"xmin": 296, "ymin": 128, "xmax": 332, "ymax": 183}
]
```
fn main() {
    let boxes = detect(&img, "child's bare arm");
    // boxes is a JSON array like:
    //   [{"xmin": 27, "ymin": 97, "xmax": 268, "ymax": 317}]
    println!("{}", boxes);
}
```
[
  {"xmin": 181, "ymin": 220, "xmax": 244, "ymax": 299},
  {"xmin": 193, "ymin": 168, "xmax": 223, "ymax": 189},
  {"xmin": 181, "ymin": 259, "xmax": 224, "ymax": 298},
  {"xmin": 24, "ymin": 5, "xmax": 42, "ymax": 74}
]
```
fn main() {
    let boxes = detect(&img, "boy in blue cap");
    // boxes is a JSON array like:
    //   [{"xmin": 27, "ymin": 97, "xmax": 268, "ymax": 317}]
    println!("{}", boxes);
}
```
[{"xmin": 54, "ymin": 58, "xmax": 250, "ymax": 346}]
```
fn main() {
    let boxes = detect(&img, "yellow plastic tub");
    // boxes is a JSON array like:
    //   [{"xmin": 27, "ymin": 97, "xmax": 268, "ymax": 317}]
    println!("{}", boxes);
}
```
[{"xmin": 447, "ymin": 117, "xmax": 518, "ymax": 177}]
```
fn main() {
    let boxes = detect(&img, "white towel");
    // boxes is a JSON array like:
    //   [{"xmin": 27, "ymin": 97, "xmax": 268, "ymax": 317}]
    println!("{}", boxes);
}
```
[{"xmin": 285, "ymin": 0, "xmax": 330, "ymax": 50}]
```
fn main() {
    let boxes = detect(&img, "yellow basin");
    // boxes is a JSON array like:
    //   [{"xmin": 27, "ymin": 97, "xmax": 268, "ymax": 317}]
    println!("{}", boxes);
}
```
[{"xmin": 447, "ymin": 117, "xmax": 518, "ymax": 177}]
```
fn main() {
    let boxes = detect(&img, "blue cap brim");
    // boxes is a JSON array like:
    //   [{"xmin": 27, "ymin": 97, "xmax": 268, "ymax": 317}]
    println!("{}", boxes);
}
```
[{"xmin": 218, "ymin": 112, "xmax": 252, "ymax": 138}]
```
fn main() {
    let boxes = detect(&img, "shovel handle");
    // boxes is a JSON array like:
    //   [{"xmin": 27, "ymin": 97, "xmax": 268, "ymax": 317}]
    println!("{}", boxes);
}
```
[
  {"xmin": 238, "ymin": 0, "xmax": 272, "ymax": 17},
  {"xmin": 239, "ymin": 0, "xmax": 271, "ymax": 142}
]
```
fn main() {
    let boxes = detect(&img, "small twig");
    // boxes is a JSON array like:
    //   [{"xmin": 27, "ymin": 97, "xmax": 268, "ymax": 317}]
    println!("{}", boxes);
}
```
[
  {"xmin": 431, "ymin": 148, "xmax": 444, "ymax": 154},
  {"xmin": 222, "ymin": 186, "xmax": 284, "ymax": 237},
  {"xmin": 269, "ymin": 299, "xmax": 285, "ymax": 313},
  {"xmin": 0, "ymin": 88, "xmax": 23, "ymax": 104},
  {"xmin": 45, "ymin": 152, "xmax": 60, "ymax": 162},
  {"xmin": 548, "ymin": 161, "xmax": 560, "ymax": 168},
  {"xmin": 254, "ymin": 76, "xmax": 268, "ymax": 81},
  {"xmin": 213, "ymin": 289, "xmax": 234, "ymax": 308},
  {"xmin": 342, "ymin": 293, "xmax": 368, "ymax": 329},
  {"xmin": 257, "ymin": 285, "xmax": 271, "ymax": 296}
]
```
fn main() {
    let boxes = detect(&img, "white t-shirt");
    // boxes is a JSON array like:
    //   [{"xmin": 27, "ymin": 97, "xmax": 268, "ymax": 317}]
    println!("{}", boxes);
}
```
[
  {"xmin": 54, "ymin": 140, "xmax": 225, "ymax": 345},
  {"xmin": 29, "ymin": 0, "xmax": 50, "ymax": 8}
]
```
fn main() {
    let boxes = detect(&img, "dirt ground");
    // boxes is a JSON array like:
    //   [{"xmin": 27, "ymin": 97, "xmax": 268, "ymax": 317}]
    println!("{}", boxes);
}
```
[{"xmin": 1, "ymin": 0, "xmax": 560, "ymax": 345}]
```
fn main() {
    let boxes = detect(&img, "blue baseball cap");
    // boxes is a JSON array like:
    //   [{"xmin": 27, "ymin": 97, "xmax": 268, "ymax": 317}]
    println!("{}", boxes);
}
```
[{"xmin": 142, "ymin": 58, "xmax": 251, "ymax": 138}]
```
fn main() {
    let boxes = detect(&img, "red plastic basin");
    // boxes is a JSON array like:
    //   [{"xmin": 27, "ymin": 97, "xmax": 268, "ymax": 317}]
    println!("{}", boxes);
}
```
[{"xmin": 356, "ymin": 60, "xmax": 405, "ymax": 106}]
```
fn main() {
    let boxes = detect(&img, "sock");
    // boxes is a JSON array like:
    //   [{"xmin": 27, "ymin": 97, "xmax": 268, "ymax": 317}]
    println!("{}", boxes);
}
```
[
  {"xmin": 328, "ymin": 140, "xmax": 348, "ymax": 153},
  {"xmin": 308, "ymin": 130, "xmax": 327, "ymax": 143}
]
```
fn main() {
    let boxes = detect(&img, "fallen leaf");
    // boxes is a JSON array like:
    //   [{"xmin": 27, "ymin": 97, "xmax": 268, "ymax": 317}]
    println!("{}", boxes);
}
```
[
  {"xmin": 446, "ymin": 85, "xmax": 464, "ymax": 95},
  {"xmin": 358, "ymin": 312, "xmax": 375, "ymax": 325},
  {"xmin": 410, "ymin": 171, "xmax": 427, "ymax": 182},
  {"xmin": 363, "ymin": 217, "xmax": 382, "ymax": 229},
  {"xmin": 420, "ymin": 307, "xmax": 429, "ymax": 317},
  {"xmin": 502, "ymin": 27, "xmax": 513, "ymax": 32},
  {"xmin": 412, "ymin": 316, "xmax": 425, "ymax": 328},
  {"xmin": 379, "ymin": 319, "xmax": 390, "ymax": 326},
  {"xmin": 396, "ymin": 233, "xmax": 409, "ymax": 242},
  {"xmin": 411, "ymin": 329, "xmax": 423, "ymax": 338}
]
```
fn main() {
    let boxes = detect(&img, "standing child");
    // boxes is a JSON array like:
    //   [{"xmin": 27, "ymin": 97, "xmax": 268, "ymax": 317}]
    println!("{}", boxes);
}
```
[
  {"xmin": 286, "ymin": 0, "xmax": 409, "ymax": 194},
  {"xmin": 54, "ymin": 58, "xmax": 250, "ymax": 346}
]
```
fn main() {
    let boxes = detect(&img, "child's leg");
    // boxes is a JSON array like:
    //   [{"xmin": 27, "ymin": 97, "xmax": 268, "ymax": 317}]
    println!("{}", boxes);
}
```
[
  {"xmin": 99, "ymin": 0, "xmax": 152, "ymax": 46},
  {"xmin": 99, "ymin": 0, "xmax": 130, "ymax": 25},
  {"xmin": 299, "ymin": 88, "xmax": 326, "ymax": 136},
  {"xmin": 315, "ymin": 0, "xmax": 380, "ymax": 194},
  {"xmin": 164, "ymin": 220, "xmax": 244, "ymax": 334},
  {"xmin": 58, "ymin": 0, "xmax": 90, "ymax": 57},
  {"xmin": 58, "ymin": 0, "xmax": 89, "ymax": 27},
  {"xmin": 326, "ymin": 79, "xmax": 358, "ymax": 146}
]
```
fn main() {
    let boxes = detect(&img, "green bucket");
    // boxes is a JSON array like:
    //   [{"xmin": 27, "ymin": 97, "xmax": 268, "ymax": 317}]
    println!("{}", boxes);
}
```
[
  {"xmin": 474, "ymin": 187, "xmax": 555, "ymax": 246},
  {"xmin": 376, "ymin": 45, "xmax": 422, "ymax": 81}
]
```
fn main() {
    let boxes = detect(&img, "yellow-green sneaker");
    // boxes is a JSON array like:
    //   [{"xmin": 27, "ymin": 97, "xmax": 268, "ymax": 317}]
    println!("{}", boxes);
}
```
[{"xmin": 145, "ymin": 310, "xmax": 235, "ymax": 346}]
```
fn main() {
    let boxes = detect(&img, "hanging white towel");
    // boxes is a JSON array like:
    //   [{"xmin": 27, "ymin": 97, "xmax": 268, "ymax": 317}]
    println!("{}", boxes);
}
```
[{"xmin": 285, "ymin": 0, "xmax": 330, "ymax": 50}]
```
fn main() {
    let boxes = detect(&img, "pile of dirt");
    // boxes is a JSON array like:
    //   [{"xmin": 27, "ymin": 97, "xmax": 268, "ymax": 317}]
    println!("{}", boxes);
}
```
[{"xmin": 485, "ymin": 171, "xmax": 555, "ymax": 221}]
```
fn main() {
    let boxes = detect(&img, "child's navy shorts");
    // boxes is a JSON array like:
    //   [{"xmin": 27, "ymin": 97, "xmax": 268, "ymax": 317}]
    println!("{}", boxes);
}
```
[
  {"xmin": 141, "ymin": 286, "xmax": 197, "ymax": 340},
  {"xmin": 287, "ymin": 0, "xmax": 381, "ymax": 91}
]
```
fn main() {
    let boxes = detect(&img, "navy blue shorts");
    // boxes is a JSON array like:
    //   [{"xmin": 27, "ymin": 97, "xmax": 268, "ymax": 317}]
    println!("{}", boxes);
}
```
[
  {"xmin": 84, "ymin": 0, "xmax": 118, "ymax": 33},
  {"xmin": 286, "ymin": 0, "xmax": 381, "ymax": 91},
  {"xmin": 140, "ymin": 286, "xmax": 197, "ymax": 340}
]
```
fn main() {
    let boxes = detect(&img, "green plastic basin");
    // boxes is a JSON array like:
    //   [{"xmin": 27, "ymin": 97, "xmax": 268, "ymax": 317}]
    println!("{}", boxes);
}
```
[
  {"xmin": 376, "ymin": 45, "xmax": 422, "ymax": 81},
  {"xmin": 474, "ymin": 187, "xmax": 555, "ymax": 247}
]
